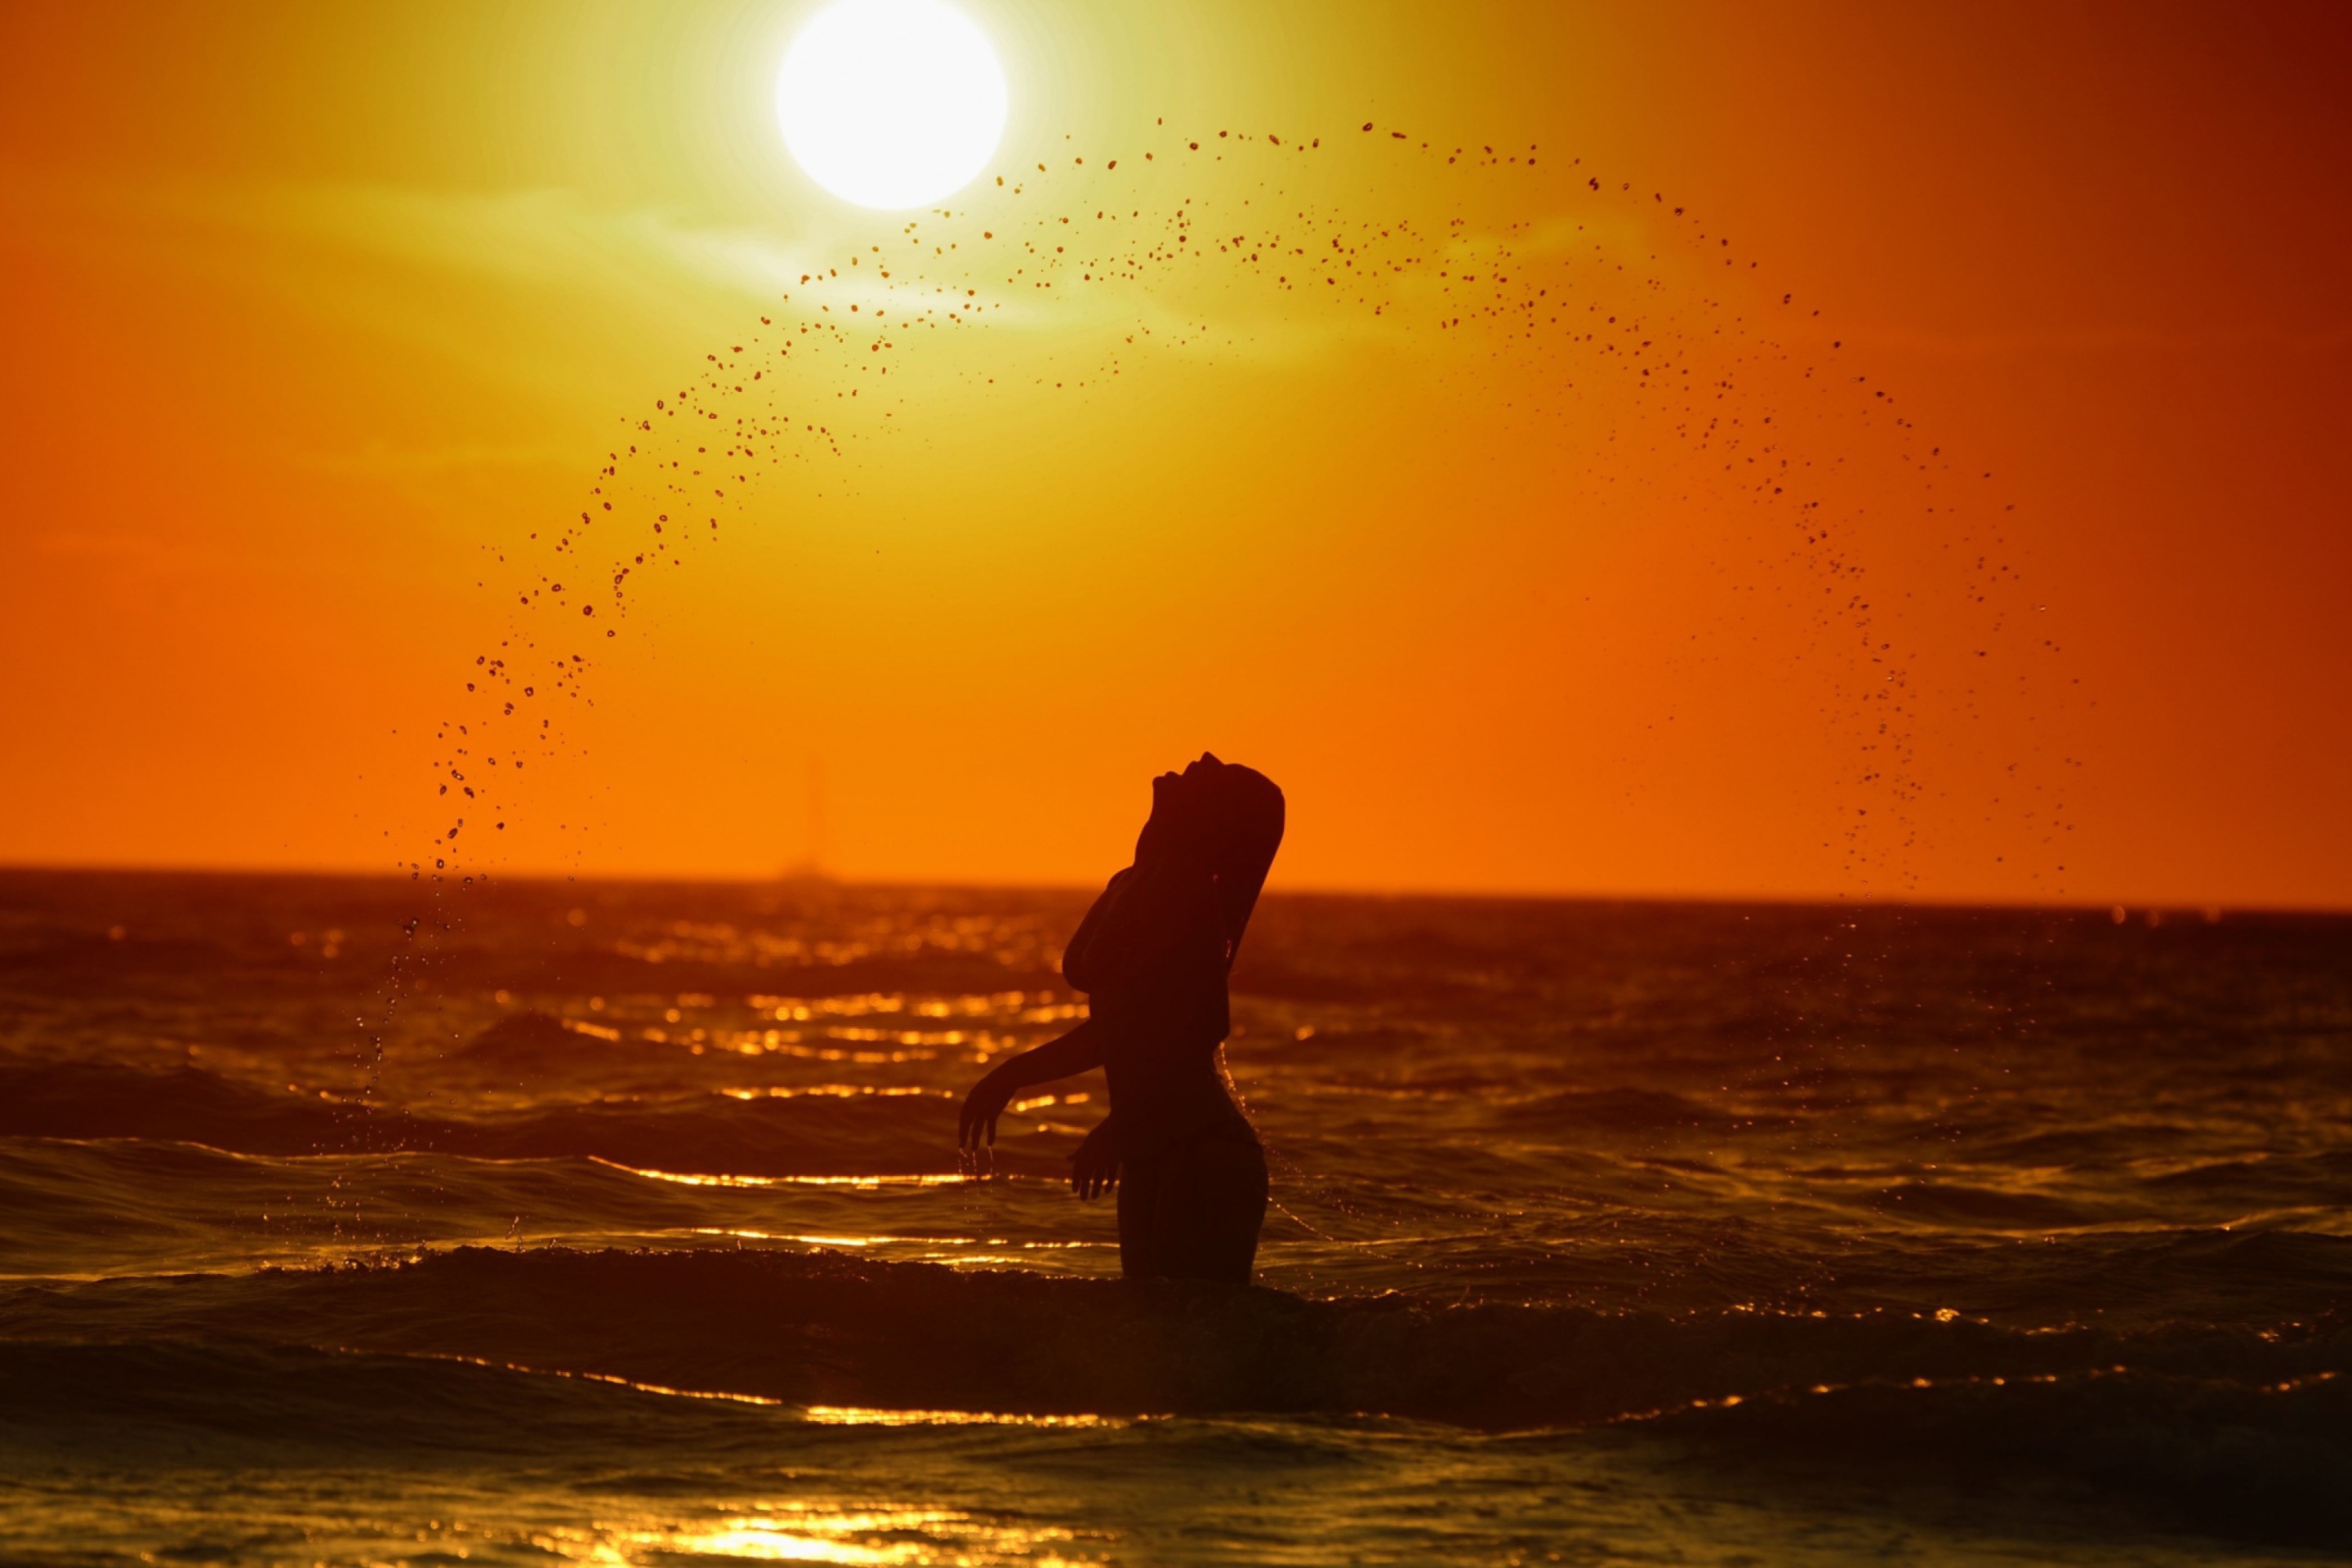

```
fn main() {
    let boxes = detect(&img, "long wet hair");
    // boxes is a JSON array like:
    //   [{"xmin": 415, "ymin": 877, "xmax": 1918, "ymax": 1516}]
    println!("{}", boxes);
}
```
[{"xmin": 1061, "ymin": 755, "xmax": 1285, "ymax": 998}]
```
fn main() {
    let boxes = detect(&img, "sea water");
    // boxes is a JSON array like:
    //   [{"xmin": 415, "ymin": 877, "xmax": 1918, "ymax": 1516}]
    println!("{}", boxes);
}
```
[{"xmin": 2, "ymin": 871, "xmax": 2348, "ymax": 1564}]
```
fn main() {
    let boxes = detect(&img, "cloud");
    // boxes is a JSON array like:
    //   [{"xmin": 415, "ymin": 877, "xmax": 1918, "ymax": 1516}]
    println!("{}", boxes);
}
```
[{"xmin": 243, "ymin": 182, "xmax": 822, "ymax": 307}]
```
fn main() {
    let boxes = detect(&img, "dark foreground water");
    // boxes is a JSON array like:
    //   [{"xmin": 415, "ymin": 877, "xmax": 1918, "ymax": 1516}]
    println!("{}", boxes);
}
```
[{"xmin": 2, "ymin": 870, "xmax": 2348, "ymax": 1565}]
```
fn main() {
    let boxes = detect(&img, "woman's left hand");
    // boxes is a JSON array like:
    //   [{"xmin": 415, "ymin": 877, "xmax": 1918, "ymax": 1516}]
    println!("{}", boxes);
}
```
[{"xmin": 959, "ymin": 1069, "xmax": 1016, "ymax": 1151}]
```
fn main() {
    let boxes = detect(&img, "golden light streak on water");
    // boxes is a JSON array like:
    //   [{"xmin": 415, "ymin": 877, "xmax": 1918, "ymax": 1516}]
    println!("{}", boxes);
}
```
[
  {"xmin": 590, "ymin": 1160, "xmax": 973, "ymax": 1189},
  {"xmin": 717, "ymin": 1085, "xmax": 947, "ymax": 1100},
  {"xmin": 1007, "ymin": 1092, "xmax": 1091, "ymax": 1112},
  {"xmin": 804, "ymin": 1406, "xmax": 1129, "ymax": 1428},
  {"xmin": 611, "ymin": 1503, "xmax": 1098, "ymax": 1566},
  {"xmin": 401, "ymin": 1351, "xmax": 791, "ymax": 1407},
  {"xmin": 692, "ymin": 1229, "xmax": 893, "ymax": 1248}
]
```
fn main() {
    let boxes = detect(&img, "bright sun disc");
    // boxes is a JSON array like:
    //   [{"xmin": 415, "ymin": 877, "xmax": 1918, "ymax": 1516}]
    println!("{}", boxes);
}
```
[{"xmin": 776, "ymin": 0, "xmax": 1008, "ymax": 210}]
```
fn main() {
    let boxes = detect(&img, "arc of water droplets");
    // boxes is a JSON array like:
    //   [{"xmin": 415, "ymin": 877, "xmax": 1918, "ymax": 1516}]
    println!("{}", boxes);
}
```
[{"xmin": 366, "ymin": 122, "xmax": 2076, "ymax": 1094}]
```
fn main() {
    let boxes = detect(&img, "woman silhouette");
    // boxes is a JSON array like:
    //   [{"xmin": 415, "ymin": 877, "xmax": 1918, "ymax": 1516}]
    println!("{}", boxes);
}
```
[{"xmin": 958, "ymin": 754, "xmax": 1285, "ymax": 1283}]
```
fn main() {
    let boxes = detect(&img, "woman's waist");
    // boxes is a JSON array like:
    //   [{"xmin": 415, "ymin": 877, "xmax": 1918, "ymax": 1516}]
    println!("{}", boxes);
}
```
[
  {"xmin": 1085, "ymin": 986, "xmax": 1228, "ymax": 1036},
  {"xmin": 1123, "ymin": 1120, "xmax": 1266, "ymax": 1176},
  {"xmin": 1107, "ymin": 1073, "xmax": 1255, "ymax": 1155},
  {"xmin": 1102, "ymin": 1047, "xmax": 1232, "ymax": 1095}
]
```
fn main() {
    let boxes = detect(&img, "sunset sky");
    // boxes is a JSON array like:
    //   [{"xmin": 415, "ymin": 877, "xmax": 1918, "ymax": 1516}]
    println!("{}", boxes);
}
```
[{"xmin": 3, "ymin": 0, "xmax": 2347, "ymax": 906}]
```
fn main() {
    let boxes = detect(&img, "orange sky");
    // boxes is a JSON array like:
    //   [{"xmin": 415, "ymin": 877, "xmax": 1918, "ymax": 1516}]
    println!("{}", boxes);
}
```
[{"xmin": 2, "ymin": 1, "xmax": 2347, "ymax": 906}]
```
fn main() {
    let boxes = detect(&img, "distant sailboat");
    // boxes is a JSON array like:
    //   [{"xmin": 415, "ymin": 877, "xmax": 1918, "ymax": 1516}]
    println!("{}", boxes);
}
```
[{"xmin": 779, "ymin": 755, "xmax": 834, "ymax": 884}]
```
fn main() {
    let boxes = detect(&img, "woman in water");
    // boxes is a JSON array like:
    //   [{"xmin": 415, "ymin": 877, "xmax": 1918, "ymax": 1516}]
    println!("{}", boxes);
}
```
[{"xmin": 957, "ymin": 754, "xmax": 1285, "ymax": 1284}]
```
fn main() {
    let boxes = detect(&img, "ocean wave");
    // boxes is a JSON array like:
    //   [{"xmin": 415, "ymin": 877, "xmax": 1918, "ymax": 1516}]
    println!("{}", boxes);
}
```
[
  {"xmin": 0, "ymin": 1063, "xmax": 999, "ymax": 1178},
  {"xmin": 1858, "ymin": 1180, "xmax": 2093, "ymax": 1229},
  {"xmin": 7, "ymin": 1246, "xmax": 2346, "ymax": 1433},
  {"xmin": 1642, "ymin": 1370, "xmax": 2352, "ymax": 1548},
  {"xmin": 1487, "ymin": 1086, "xmax": 1730, "ymax": 1130},
  {"xmin": 0, "ymin": 923, "xmax": 1063, "ymax": 1009},
  {"xmin": 7, "ymin": 1335, "xmax": 2346, "ymax": 1553},
  {"xmin": 0, "ymin": 1337, "xmax": 795, "ymax": 1463}
]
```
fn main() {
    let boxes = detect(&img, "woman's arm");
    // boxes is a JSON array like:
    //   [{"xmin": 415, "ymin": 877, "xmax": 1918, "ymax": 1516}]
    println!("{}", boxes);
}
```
[{"xmin": 958, "ymin": 1016, "xmax": 1111, "ymax": 1150}]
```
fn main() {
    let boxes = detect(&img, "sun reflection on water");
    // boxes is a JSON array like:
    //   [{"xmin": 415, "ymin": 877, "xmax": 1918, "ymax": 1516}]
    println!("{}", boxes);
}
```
[
  {"xmin": 599, "ymin": 1502, "xmax": 1100, "ymax": 1566},
  {"xmin": 718, "ymin": 1085, "xmax": 947, "ymax": 1100},
  {"xmin": 679, "ymin": 1227, "xmax": 1116, "ymax": 1268},
  {"xmin": 805, "ymin": 1406, "xmax": 1128, "ymax": 1429},
  {"xmin": 591, "ymin": 1160, "xmax": 973, "ymax": 1189}
]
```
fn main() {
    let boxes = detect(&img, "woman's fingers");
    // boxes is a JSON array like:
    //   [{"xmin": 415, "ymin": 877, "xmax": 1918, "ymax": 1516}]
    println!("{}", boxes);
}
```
[{"xmin": 957, "ymin": 1087, "xmax": 1002, "ymax": 1152}]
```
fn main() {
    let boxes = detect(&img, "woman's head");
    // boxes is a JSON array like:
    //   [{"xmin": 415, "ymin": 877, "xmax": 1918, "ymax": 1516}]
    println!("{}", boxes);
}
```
[
  {"xmin": 1062, "ymin": 754, "xmax": 1285, "ymax": 994},
  {"xmin": 1132, "ymin": 753, "xmax": 1286, "ymax": 956}
]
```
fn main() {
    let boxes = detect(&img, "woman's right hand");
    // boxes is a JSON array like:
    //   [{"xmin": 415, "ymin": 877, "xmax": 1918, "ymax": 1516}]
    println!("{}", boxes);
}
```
[{"xmin": 1069, "ymin": 1115, "xmax": 1121, "ymax": 1200}]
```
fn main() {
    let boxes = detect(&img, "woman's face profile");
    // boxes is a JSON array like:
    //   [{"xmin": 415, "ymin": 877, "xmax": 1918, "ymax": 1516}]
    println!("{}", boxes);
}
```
[
  {"xmin": 1156, "ymin": 752, "xmax": 1223, "ymax": 789},
  {"xmin": 1143, "ymin": 756, "xmax": 1221, "ymax": 863}
]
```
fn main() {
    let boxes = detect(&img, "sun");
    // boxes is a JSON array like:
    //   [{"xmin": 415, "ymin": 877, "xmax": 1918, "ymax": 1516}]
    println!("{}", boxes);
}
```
[{"xmin": 776, "ymin": 0, "xmax": 1009, "ymax": 211}]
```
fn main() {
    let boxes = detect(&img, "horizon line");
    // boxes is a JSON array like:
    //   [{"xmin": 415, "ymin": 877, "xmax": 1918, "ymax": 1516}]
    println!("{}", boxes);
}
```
[{"xmin": 0, "ymin": 858, "xmax": 2345, "ymax": 920}]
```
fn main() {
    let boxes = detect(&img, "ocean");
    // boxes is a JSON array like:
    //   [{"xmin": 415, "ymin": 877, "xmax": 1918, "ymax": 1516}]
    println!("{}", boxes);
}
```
[{"xmin": 2, "ymin": 868, "xmax": 2348, "ymax": 1564}]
